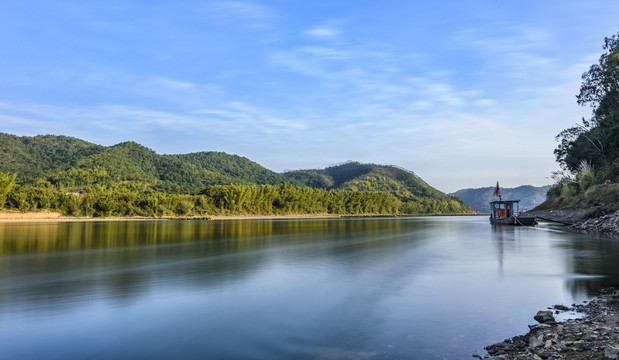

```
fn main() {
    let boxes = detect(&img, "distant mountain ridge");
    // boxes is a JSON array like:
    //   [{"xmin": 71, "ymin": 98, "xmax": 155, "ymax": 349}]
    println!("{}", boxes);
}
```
[{"xmin": 449, "ymin": 185, "xmax": 551, "ymax": 213}]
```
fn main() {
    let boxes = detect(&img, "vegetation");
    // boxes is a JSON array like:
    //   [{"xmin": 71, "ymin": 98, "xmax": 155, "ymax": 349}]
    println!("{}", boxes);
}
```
[
  {"xmin": 285, "ymin": 161, "xmax": 446, "ymax": 199},
  {"xmin": 0, "ymin": 135, "xmax": 474, "ymax": 217},
  {"xmin": 551, "ymin": 30, "xmax": 619, "ymax": 202},
  {"xmin": 0, "ymin": 181, "xmax": 469, "ymax": 217},
  {"xmin": 0, "ymin": 133, "xmax": 299, "ymax": 191},
  {"xmin": 0, "ymin": 172, "xmax": 16, "ymax": 209}
]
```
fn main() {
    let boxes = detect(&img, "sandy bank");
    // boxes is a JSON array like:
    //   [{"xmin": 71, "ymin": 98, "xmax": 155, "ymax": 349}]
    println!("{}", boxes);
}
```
[
  {"xmin": 0, "ymin": 211, "xmax": 353, "ymax": 223},
  {"xmin": 0, "ymin": 211, "xmax": 482, "ymax": 223}
]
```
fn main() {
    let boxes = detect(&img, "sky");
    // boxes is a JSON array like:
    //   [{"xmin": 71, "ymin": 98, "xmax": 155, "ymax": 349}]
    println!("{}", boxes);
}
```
[{"xmin": 1, "ymin": 1, "xmax": 618, "ymax": 193}]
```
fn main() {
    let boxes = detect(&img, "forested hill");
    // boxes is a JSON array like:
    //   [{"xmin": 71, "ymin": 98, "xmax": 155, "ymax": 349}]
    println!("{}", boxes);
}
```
[
  {"xmin": 285, "ymin": 162, "xmax": 446, "ymax": 200},
  {"xmin": 0, "ymin": 133, "xmax": 298, "ymax": 191},
  {"xmin": 449, "ymin": 185, "xmax": 551, "ymax": 213},
  {"xmin": 1, "ymin": 133, "xmax": 456, "ymax": 201},
  {"xmin": 0, "ymin": 133, "xmax": 474, "ymax": 216}
]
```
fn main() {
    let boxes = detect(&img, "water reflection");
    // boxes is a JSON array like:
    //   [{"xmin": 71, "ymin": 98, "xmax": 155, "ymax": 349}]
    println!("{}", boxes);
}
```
[
  {"xmin": 0, "ymin": 219, "xmax": 430, "ymax": 313},
  {"xmin": 2, "ymin": 217, "xmax": 619, "ymax": 359},
  {"xmin": 490, "ymin": 222, "xmax": 619, "ymax": 298},
  {"xmin": 555, "ymin": 229, "xmax": 619, "ymax": 296}
]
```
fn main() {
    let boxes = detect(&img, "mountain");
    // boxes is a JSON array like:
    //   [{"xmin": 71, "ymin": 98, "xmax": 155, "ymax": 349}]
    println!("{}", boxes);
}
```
[
  {"xmin": 0, "ymin": 133, "xmax": 104, "ymax": 178},
  {"xmin": 0, "ymin": 133, "xmax": 473, "ymax": 214},
  {"xmin": 0, "ymin": 133, "xmax": 297, "ymax": 191},
  {"xmin": 284, "ymin": 162, "xmax": 450, "ymax": 202},
  {"xmin": 0, "ymin": 133, "xmax": 476, "ymax": 216},
  {"xmin": 449, "ymin": 185, "xmax": 551, "ymax": 213}
]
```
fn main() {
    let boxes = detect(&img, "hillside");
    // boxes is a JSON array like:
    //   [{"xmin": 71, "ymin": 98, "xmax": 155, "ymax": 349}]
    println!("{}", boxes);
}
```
[
  {"xmin": 0, "ymin": 133, "xmax": 297, "ymax": 191},
  {"xmin": 0, "ymin": 133, "xmax": 475, "ymax": 216},
  {"xmin": 0, "ymin": 133, "xmax": 105, "ymax": 178},
  {"xmin": 449, "ymin": 185, "xmax": 550, "ymax": 213},
  {"xmin": 285, "ymin": 162, "xmax": 451, "ymax": 201}
]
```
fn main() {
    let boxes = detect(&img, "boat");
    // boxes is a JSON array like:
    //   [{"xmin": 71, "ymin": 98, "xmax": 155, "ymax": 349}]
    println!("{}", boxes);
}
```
[
  {"xmin": 489, "ymin": 200, "xmax": 537, "ymax": 226},
  {"xmin": 489, "ymin": 181, "xmax": 537, "ymax": 226}
]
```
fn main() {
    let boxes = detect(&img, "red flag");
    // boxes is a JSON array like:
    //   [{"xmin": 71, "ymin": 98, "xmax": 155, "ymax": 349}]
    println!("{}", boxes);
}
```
[{"xmin": 493, "ymin": 181, "xmax": 500, "ymax": 197}]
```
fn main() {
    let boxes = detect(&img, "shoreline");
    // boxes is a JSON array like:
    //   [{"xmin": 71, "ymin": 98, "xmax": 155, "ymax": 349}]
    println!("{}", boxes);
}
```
[
  {"xmin": 480, "ymin": 288, "xmax": 619, "ymax": 359},
  {"xmin": 0, "ymin": 211, "xmax": 339, "ymax": 222},
  {"xmin": 529, "ymin": 209, "xmax": 619, "ymax": 237},
  {"xmin": 0, "ymin": 210, "xmax": 482, "ymax": 223}
]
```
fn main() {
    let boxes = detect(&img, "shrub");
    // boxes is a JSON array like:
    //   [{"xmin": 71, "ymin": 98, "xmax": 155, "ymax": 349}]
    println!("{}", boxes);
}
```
[{"xmin": 576, "ymin": 161, "xmax": 598, "ymax": 191}]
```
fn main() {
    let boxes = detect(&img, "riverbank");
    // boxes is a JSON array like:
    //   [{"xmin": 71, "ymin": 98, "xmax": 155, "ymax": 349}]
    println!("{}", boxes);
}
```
[
  {"xmin": 528, "ymin": 208, "xmax": 619, "ymax": 237},
  {"xmin": 0, "ymin": 210, "xmax": 341, "ymax": 222},
  {"xmin": 528, "ymin": 183, "xmax": 619, "ymax": 236},
  {"xmin": 480, "ymin": 288, "xmax": 619, "ymax": 359},
  {"xmin": 0, "ymin": 210, "xmax": 480, "ymax": 222}
]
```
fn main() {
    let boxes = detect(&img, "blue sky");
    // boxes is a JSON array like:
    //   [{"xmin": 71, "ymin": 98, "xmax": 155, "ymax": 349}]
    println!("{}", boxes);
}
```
[{"xmin": 1, "ymin": 1, "xmax": 618, "ymax": 192}]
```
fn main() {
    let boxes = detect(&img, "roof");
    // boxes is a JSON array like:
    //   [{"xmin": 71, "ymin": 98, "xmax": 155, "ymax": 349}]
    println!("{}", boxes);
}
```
[{"xmin": 490, "ymin": 200, "xmax": 520, "ymax": 204}]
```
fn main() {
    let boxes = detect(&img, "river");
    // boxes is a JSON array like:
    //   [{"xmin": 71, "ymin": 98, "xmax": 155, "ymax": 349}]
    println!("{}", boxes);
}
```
[{"xmin": 1, "ymin": 216, "xmax": 619, "ymax": 359}]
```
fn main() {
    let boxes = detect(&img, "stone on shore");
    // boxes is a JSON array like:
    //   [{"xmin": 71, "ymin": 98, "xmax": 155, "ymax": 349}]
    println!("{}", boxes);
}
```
[
  {"xmin": 482, "ymin": 288, "xmax": 619, "ymax": 359},
  {"xmin": 533, "ymin": 310, "xmax": 555, "ymax": 324},
  {"xmin": 572, "ymin": 210, "xmax": 619, "ymax": 236},
  {"xmin": 606, "ymin": 344, "xmax": 619, "ymax": 359}
]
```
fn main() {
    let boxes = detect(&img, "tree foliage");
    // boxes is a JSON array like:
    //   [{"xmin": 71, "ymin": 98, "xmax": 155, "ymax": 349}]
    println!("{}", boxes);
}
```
[
  {"xmin": 1, "ymin": 182, "xmax": 471, "ymax": 217},
  {"xmin": 0, "ymin": 172, "xmax": 17, "ymax": 209},
  {"xmin": 0, "ymin": 134, "xmax": 474, "ymax": 216},
  {"xmin": 555, "ymin": 31, "xmax": 619, "ymax": 180}
]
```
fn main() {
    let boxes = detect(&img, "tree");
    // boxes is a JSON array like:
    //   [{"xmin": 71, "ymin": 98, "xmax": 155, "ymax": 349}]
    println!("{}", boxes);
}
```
[
  {"xmin": 555, "ymin": 30, "xmax": 619, "ymax": 180},
  {"xmin": 0, "ymin": 173, "xmax": 17, "ymax": 210}
]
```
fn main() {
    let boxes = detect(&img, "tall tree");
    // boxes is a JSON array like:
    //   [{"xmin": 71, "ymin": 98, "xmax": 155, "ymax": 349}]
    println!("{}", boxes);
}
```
[
  {"xmin": 555, "ymin": 30, "xmax": 619, "ymax": 179},
  {"xmin": 0, "ymin": 173, "xmax": 17, "ymax": 209}
]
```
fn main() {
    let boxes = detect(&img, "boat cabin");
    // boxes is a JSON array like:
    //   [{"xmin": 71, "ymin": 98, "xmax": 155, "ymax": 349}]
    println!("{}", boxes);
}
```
[{"xmin": 490, "ymin": 200, "xmax": 521, "ymax": 220}]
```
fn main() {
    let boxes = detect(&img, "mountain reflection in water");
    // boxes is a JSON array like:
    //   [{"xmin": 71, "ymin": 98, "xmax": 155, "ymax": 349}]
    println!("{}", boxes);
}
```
[{"xmin": 1, "ymin": 217, "xmax": 619, "ymax": 359}]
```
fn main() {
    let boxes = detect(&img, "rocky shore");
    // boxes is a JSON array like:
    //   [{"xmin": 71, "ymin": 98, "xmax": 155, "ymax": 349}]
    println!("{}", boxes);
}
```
[
  {"xmin": 573, "ymin": 210, "xmax": 619, "ymax": 237},
  {"xmin": 528, "ymin": 183, "xmax": 618, "ymax": 237},
  {"xmin": 479, "ymin": 288, "xmax": 619, "ymax": 359},
  {"xmin": 528, "ymin": 208, "xmax": 619, "ymax": 237}
]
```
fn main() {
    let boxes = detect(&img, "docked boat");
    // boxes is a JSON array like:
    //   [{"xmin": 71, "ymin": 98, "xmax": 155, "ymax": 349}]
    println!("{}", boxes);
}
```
[
  {"xmin": 489, "ymin": 182, "xmax": 537, "ymax": 225},
  {"xmin": 489, "ymin": 200, "xmax": 537, "ymax": 226}
]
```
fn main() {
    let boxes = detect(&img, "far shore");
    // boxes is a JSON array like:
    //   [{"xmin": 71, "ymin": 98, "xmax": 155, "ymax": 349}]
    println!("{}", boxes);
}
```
[{"xmin": 0, "ymin": 210, "xmax": 482, "ymax": 223}]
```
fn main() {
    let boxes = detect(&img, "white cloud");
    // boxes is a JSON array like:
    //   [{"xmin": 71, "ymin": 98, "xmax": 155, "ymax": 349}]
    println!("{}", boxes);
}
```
[
  {"xmin": 453, "ymin": 25, "xmax": 550, "ymax": 54},
  {"xmin": 305, "ymin": 25, "xmax": 340, "ymax": 38},
  {"xmin": 474, "ymin": 99, "xmax": 497, "ymax": 107},
  {"xmin": 148, "ymin": 77, "xmax": 197, "ymax": 90}
]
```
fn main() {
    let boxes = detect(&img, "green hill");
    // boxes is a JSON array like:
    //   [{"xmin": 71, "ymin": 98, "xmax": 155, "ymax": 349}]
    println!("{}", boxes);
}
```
[
  {"xmin": 0, "ymin": 133, "xmax": 104, "ymax": 179},
  {"xmin": 0, "ymin": 133, "xmax": 474, "ymax": 216},
  {"xmin": 449, "ymin": 185, "xmax": 551, "ymax": 213},
  {"xmin": 0, "ymin": 133, "xmax": 296, "ymax": 191},
  {"xmin": 285, "ymin": 162, "xmax": 452, "ymax": 202}
]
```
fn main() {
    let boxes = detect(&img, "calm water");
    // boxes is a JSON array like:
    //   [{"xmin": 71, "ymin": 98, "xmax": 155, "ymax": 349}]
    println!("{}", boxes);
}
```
[{"xmin": 1, "ymin": 216, "xmax": 619, "ymax": 359}]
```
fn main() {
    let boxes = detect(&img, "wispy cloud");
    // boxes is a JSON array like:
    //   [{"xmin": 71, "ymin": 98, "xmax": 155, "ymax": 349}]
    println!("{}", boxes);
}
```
[
  {"xmin": 453, "ymin": 24, "xmax": 550, "ymax": 53},
  {"xmin": 147, "ymin": 77, "xmax": 197, "ymax": 90},
  {"xmin": 305, "ymin": 25, "xmax": 340, "ymax": 38},
  {"xmin": 202, "ymin": 1, "xmax": 274, "ymax": 29},
  {"xmin": 0, "ymin": 99, "xmax": 308, "ymax": 148}
]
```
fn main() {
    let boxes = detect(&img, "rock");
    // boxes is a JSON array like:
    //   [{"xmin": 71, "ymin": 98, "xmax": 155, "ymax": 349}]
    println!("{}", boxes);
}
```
[
  {"xmin": 553, "ymin": 304, "xmax": 570, "ymax": 311},
  {"xmin": 529, "ymin": 335, "xmax": 543, "ymax": 349},
  {"xmin": 576, "ymin": 344, "xmax": 593, "ymax": 352},
  {"xmin": 493, "ymin": 355, "xmax": 511, "ymax": 360},
  {"xmin": 601, "ymin": 287, "xmax": 616, "ymax": 295},
  {"xmin": 481, "ymin": 291, "xmax": 619, "ymax": 359},
  {"xmin": 606, "ymin": 344, "xmax": 619, "ymax": 359},
  {"xmin": 534, "ymin": 310, "xmax": 555, "ymax": 324}
]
